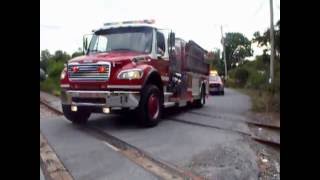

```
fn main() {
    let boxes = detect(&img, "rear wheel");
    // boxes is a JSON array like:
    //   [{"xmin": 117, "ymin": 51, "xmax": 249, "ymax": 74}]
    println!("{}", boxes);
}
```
[
  {"xmin": 62, "ymin": 105, "xmax": 91, "ymax": 124},
  {"xmin": 137, "ymin": 85, "xmax": 163, "ymax": 127},
  {"xmin": 194, "ymin": 85, "xmax": 205, "ymax": 108}
]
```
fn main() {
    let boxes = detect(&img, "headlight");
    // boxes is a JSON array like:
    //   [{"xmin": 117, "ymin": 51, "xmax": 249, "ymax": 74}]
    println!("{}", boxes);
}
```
[
  {"xmin": 60, "ymin": 67, "xmax": 67, "ymax": 80},
  {"xmin": 118, "ymin": 69, "xmax": 143, "ymax": 80}
]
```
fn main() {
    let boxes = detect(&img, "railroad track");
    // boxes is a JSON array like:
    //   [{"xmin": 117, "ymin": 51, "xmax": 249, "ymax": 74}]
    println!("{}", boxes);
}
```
[
  {"xmin": 168, "ymin": 117, "xmax": 280, "ymax": 146},
  {"xmin": 162, "ymin": 107, "xmax": 280, "ymax": 146},
  {"xmin": 40, "ymin": 99, "xmax": 204, "ymax": 180},
  {"xmin": 40, "ymin": 94, "xmax": 279, "ymax": 146},
  {"xmin": 188, "ymin": 111, "xmax": 280, "ymax": 129}
]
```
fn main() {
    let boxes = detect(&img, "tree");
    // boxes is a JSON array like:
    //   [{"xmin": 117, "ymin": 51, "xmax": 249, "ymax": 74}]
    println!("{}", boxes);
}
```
[
  {"xmin": 41, "ymin": 49, "xmax": 51, "ymax": 62},
  {"xmin": 253, "ymin": 20, "xmax": 280, "ymax": 58},
  {"xmin": 207, "ymin": 49, "xmax": 225, "ymax": 75},
  {"xmin": 52, "ymin": 50, "xmax": 70, "ymax": 63},
  {"xmin": 40, "ymin": 49, "xmax": 52, "ymax": 71},
  {"xmin": 224, "ymin": 32, "xmax": 253, "ymax": 70},
  {"xmin": 72, "ymin": 48, "xmax": 84, "ymax": 58}
]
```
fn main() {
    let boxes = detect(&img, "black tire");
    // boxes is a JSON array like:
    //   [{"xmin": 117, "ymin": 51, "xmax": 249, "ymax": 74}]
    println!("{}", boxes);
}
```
[
  {"xmin": 62, "ymin": 105, "xmax": 91, "ymax": 124},
  {"xmin": 194, "ymin": 85, "xmax": 205, "ymax": 108},
  {"xmin": 221, "ymin": 90, "xmax": 224, "ymax": 95},
  {"xmin": 137, "ymin": 85, "xmax": 163, "ymax": 127}
]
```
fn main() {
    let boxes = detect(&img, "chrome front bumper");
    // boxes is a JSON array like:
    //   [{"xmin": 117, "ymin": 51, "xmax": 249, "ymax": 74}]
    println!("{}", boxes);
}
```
[{"xmin": 61, "ymin": 90, "xmax": 140, "ymax": 109}]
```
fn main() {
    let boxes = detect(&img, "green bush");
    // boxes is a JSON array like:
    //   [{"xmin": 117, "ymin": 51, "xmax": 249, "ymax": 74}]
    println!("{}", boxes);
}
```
[
  {"xmin": 228, "ymin": 68, "xmax": 236, "ymax": 79},
  {"xmin": 40, "ymin": 77, "xmax": 61, "ymax": 94},
  {"xmin": 234, "ymin": 68, "xmax": 249, "ymax": 87},
  {"xmin": 40, "ymin": 60, "xmax": 64, "ymax": 95},
  {"xmin": 47, "ymin": 61, "xmax": 65, "ymax": 80},
  {"xmin": 245, "ymin": 70, "xmax": 268, "ymax": 89},
  {"xmin": 225, "ymin": 78, "xmax": 237, "ymax": 88},
  {"xmin": 227, "ymin": 57, "xmax": 279, "ymax": 113}
]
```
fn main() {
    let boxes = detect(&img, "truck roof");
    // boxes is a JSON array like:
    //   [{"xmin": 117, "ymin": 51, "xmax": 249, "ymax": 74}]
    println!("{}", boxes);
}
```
[
  {"xmin": 96, "ymin": 23, "xmax": 157, "ymax": 31},
  {"xmin": 94, "ymin": 19, "xmax": 160, "ymax": 32}
]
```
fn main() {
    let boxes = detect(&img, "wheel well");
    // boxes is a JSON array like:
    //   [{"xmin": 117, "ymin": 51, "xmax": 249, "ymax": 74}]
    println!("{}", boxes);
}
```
[
  {"xmin": 143, "ymin": 71, "xmax": 163, "ymax": 94},
  {"xmin": 201, "ymin": 82, "xmax": 206, "ymax": 92}
]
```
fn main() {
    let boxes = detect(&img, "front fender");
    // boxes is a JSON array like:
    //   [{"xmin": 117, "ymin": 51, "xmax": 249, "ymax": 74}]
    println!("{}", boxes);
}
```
[{"xmin": 141, "ymin": 67, "xmax": 163, "ymax": 93}]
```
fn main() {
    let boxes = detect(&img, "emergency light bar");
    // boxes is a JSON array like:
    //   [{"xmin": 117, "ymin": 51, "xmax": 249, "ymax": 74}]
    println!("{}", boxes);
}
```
[
  {"xmin": 104, "ymin": 19, "xmax": 155, "ymax": 26},
  {"xmin": 210, "ymin": 70, "xmax": 218, "ymax": 76}
]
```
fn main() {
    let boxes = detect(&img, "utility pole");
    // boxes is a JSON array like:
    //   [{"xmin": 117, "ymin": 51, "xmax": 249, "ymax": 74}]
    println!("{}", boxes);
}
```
[
  {"xmin": 221, "ymin": 25, "xmax": 228, "ymax": 80},
  {"xmin": 269, "ymin": 0, "xmax": 275, "ymax": 84}
]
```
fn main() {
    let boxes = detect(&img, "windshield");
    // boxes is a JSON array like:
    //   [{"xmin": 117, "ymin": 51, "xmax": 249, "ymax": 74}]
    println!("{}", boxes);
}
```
[
  {"xmin": 88, "ymin": 27, "xmax": 153, "ymax": 54},
  {"xmin": 209, "ymin": 76, "xmax": 220, "ymax": 81}
]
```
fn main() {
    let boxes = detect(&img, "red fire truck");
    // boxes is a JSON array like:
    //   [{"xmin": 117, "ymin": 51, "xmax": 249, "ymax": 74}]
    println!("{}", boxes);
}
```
[{"xmin": 60, "ymin": 20, "xmax": 210, "ymax": 126}]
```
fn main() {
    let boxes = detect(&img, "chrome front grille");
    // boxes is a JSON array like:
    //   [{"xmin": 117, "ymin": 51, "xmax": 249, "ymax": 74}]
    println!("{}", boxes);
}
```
[{"xmin": 68, "ymin": 62, "xmax": 111, "ymax": 81}]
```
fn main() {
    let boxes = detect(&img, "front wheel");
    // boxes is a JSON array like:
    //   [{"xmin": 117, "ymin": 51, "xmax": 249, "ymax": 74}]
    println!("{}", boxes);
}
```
[
  {"xmin": 137, "ymin": 85, "xmax": 163, "ymax": 127},
  {"xmin": 62, "ymin": 105, "xmax": 91, "ymax": 124}
]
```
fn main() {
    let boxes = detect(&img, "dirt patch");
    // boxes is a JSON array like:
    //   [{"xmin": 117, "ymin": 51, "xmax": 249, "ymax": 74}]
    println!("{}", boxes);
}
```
[
  {"xmin": 185, "ymin": 140, "xmax": 259, "ymax": 180},
  {"xmin": 247, "ymin": 112, "xmax": 280, "ymax": 128},
  {"xmin": 40, "ymin": 103, "xmax": 59, "ymax": 119},
  {"xmin": 245, "ymin": 137, "xmax": 280, "ymax": 180}
]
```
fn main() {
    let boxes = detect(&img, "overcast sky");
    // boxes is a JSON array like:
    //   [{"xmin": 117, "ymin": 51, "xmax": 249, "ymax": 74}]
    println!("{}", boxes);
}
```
[{"xmin": 40, "ymin": 0, "xmax": 280, "ymax": 57}]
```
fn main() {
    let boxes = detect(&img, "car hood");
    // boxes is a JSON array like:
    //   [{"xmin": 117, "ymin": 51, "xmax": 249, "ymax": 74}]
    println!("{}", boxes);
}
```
[{"xmin": 209, "ymin": 80, "xmax": 223, "ymax": 84}]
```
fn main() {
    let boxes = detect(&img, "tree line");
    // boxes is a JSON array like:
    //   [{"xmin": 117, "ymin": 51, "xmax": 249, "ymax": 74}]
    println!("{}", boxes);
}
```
[{"xmin": 209, "ymin": 20, "xmax": 280, "ymax": 76}]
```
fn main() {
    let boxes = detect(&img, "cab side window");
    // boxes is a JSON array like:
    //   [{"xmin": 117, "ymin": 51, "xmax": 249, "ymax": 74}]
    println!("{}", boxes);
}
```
[{"xmin": 156, "ymin": 31, "xmax": 165, "ymax": 56}]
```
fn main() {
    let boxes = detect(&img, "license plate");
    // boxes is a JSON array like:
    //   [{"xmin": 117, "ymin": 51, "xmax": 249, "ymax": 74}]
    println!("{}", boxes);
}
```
[{"xmin": 210, "ymin": 88, "xmax": 217, "ymax": 91}]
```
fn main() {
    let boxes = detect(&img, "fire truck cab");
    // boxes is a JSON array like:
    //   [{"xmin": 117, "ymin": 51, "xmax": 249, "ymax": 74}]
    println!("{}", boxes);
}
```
[{"xmin": 60, "ymin": 20, "xmax": 210, "ymax": 127}]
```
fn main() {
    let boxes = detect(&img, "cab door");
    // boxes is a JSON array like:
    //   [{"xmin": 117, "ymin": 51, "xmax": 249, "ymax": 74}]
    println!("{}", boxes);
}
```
[{"xmin": 149, "ymin": 30, "xmax": 170, "ymax": 84}]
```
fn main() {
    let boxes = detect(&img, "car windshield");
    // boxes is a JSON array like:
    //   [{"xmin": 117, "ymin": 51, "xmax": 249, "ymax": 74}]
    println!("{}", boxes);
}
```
[
  {"xmin": 88, "ymin": 26, "xmax": 153, "ymax": 54},
  {"xmin": 210, "ymin": 76, "xmax": 220, "ymax": 81}
]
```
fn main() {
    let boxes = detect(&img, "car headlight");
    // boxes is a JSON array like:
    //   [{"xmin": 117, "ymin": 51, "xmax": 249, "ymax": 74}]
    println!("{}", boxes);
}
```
[
  {"xmin": 60, "ymin": 67, "xmax": 67, "ymax": 80},
  {"xmin": 118, "ymin": 69, "xmax": 143, "ymax": 80}
]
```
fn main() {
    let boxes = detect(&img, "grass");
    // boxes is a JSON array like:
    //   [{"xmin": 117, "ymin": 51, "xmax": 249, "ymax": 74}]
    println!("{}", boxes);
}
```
[
  {"xmin": 40, "ymin": 77, "xmax": 61, "ymax": 96},
  {"xmin": 237, "ymin": 88, "xmax": 279, "ymax": 113}
]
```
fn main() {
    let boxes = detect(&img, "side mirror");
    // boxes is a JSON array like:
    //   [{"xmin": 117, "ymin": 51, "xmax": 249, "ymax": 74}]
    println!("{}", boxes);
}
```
[
  {"xmin": 168, "ymin": 32, "xmax": 175, "ymax": 51},
  {"xmin": 83, "ymin": 36, "xmax": 88, "ymax": 53}
]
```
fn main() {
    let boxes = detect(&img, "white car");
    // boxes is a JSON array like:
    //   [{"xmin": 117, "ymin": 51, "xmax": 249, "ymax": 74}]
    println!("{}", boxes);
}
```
[{"xmin": 209, "ymin": 75, "xmax": 224, "ymax": 95}]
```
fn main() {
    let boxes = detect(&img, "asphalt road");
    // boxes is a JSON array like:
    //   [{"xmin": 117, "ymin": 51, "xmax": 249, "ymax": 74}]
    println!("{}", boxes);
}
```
[{"xmin": 40, "ymin": 88, "xmax": 260, "ymax": 180}]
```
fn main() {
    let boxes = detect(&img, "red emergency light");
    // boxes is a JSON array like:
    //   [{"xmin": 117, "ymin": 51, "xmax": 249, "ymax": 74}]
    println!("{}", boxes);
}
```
[
  {"xmin": 72, "ymin": 66, "xmax": 79, "ymax": 73},
  {"xmin": 97, "ymin": 66, "xmax": 106, "ymax": 73}
]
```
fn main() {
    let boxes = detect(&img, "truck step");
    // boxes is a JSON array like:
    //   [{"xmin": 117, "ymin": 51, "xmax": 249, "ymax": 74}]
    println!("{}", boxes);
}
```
[
  {"xmin": 178, "ymin": 101, "xmax": 187, "ymax": 107},
  {"xmin": 164, "ymin": 102, "xmax": 176, "ymax": 108},
  {"xmin": 164, "ymin": 92, "xmax": 173, "ymax": 97},
  {"xmin": 164, "ymin": 92, "xmax": 174, "ymax": 103}
]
